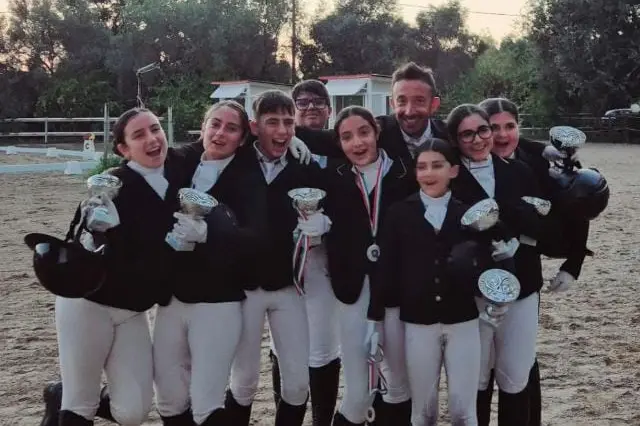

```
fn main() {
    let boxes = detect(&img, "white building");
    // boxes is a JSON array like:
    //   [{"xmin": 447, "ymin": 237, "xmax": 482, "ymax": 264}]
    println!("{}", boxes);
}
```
[
  {"xmin": 319, "ymin": 74, "xmax": 393, "ymax": 127},
  {"xmin": 209, "ymin": 80, "xmax": 293, "ymax": 119}
]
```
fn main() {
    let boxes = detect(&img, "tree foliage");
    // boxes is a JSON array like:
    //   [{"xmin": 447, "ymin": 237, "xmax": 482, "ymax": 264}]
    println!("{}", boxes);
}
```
[
  {"xmin": 527, "ymin": 0, "xmax": 640, "ymax": 114},
  {"xmin": 444, "ymin": 37, "xmax": 553, "ymax": 119},
  {"xmin": 1, "ymin": 0, "xmax": 638, "ymax": 135}
]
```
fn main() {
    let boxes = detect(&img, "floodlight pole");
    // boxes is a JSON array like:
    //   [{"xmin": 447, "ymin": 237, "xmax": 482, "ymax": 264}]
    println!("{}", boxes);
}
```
[{"xmin": 136, "ymin": 62, "xmax": 160, "ymax": 108}]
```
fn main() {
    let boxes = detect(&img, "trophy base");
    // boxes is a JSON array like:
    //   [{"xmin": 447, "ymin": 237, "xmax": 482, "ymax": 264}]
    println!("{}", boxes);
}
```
[
  {"xmin": 165, "ymin": 233, "xmax": 196, "ymax": 252},
  {"xmin": 480, "ymin": 302, "xmax": 508, "ymax": 328},
  {"xmin": 87, "ymin": 208, "xmax": 118, "ymax": 232}
]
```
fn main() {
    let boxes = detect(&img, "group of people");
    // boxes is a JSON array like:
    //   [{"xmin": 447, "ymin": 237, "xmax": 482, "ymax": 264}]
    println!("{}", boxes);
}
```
[{"xmin": 33, "ymin": 61, "xmax": 592, "ymax": 426}]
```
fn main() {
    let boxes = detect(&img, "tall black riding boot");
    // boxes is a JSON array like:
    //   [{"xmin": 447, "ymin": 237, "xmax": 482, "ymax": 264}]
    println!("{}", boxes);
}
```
[
  {"xmin": 161, "ymin": 409, "xmax": 195, "ymax": 426},
  {"xmin": 498, "ymin": 388, "xmax": 530, "ymax": 426},
  {"xmin": 95, "ymin": 386, "xmax": 116, "ymax": 422},
  {"xmin": 477, "ymin": 368, "xmax": 495, "ymax": 426},
  {"xmin": 275, "ymin": 395, "xmax": 308, "ymax": 426},
  {"xmin": 270, "ymin": 350, "xmax": 283, "ymax": 409},
  {"xmin": 224, "ymin": 389, "xmax": 251, "ymax": 426},
  {"xmin": 331, "ymin": 411, "xmax": 364, "ymax": 426},
  {"xmin": 528, "ymin": 359, "xmax": 542, "ymax": 426},
  {"xmin": 310, "ymin": 358, "xmax": 341, "ymax": 426},
  {"xmin": 383, "ymin": 399, "xmax": 411, "ymax": 426},
  {"xmin": 41, "ymin": 382, "xmax": 117, "ymax": 425},
  {"xmin": 367, "ymin": 392, "xmax": 383, "ymax": 426},
  {"xmin": 59, "ymin": 410, "xmax": 93, "ymax": 426},
  {"xmin": 199, "ymin": 408, "xmax": 225, "ymax": 426},
  {"xmin": 40, "ymin": 382, "xmax": 62, "ymax": 426}
]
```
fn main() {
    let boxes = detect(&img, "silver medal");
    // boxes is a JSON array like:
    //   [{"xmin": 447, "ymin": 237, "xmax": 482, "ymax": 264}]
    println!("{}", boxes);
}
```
[{"xmin": 367, "ymin": 243, "xmax": 381, "ymax": 262}]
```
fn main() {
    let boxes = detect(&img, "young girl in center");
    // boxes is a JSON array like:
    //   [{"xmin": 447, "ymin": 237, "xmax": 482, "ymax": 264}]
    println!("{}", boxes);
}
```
[
  {"xmin": 322, "ymin": 106, "xmax": 416, "ymax": 425},
  {"xmin": 370, "ymin": 139, "xmax": 501, "ymax": 426}
]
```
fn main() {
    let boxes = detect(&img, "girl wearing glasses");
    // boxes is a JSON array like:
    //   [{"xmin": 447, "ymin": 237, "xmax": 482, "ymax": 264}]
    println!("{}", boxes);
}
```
[
  {"xmin": 446, "ymin": 104, "xmax": 550, "ymax": 426},
  {"xmin": 478, "ymin": 97, "xmax": 591, "ymax": 426}
]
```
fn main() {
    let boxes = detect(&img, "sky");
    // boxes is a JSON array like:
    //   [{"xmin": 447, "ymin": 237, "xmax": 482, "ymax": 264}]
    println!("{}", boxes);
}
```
[
  {"xmin": 0, "ymin": 0, "xmax": 529, "ymax": 42},
  {"xmin": 305, "ymin": 0, "xmax": 530, "ymax": 42}
]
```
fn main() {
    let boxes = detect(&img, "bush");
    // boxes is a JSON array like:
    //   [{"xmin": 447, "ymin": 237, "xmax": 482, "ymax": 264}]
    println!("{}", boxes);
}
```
[{"xmin": 85, "ymin": 155, "xmax": 124, "ymax": 177}]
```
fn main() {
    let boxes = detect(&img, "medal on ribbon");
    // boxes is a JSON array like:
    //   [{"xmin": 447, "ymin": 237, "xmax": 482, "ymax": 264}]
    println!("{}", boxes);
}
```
[{"xmin": 355, "ymin": 158, "xmax": 384, "ymax": 262}]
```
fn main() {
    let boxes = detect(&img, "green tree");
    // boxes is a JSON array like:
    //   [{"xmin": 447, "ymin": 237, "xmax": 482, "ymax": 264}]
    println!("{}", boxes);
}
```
[
  {"xmin": 299, "ymin": 0, "xmax": 415, "ymax": 76},
  {"xmin": 412, "ymin": 0, "xmax": 492, "ymax": 90},
  {"xmin": 528, "ymin": 0, "xmax": 640, "ymax": 114},
  {"xmin": 7, "ymin": 0, "xmax": 64, "ymax": 75},
  {"xmin": 443, "ymin": 37, "xmax": 552, "ymax": 120}
]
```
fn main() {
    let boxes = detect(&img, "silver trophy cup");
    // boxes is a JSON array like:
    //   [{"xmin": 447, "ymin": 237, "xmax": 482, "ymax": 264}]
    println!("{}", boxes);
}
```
[
  {"xmin": 478, "ymin": 268, "xmax": 521, "ymax": 327},
  {"xmin": 461, "ymin": 198, "xmax": 500, "ymax": 231},
  {"xmin": 85, "ymin": 173, "xmax": 123, "ymax": 231},
  {"xmin": 521, "ymin": 196, "xmax": 551, "ymax": 216},
  {"xmin": 288, "ymin": 187, "xmax": 327, "ymax": 247},
  {"xmin": 165, "ymin": 188, "xmax": 218, "ymax": 251},
  {"xmin": 549, "ymin": 126, "xmax": 587, "ymax": 151}
]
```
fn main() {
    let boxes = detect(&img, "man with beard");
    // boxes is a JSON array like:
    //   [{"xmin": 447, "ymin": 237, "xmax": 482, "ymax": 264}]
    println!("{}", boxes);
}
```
[{"xmin": 297, "ymin": 62, "xmax": 449, "ymax": 169}]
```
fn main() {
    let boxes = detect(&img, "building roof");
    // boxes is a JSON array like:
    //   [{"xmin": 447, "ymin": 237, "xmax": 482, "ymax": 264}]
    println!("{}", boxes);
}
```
[
  {"xmin": 210, "ymin": 79, "xmax": 292, "ymax": 87},
  {"xmin": 318, "ymin": 74, "xmax": 391, "ymax": 81}
]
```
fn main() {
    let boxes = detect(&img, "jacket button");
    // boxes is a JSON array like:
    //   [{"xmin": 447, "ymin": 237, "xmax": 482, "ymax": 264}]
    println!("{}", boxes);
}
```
[
  {"xmin": 434, "ymin": 277, "xmax": 440, "ymax": 284},
  {"xmin": 435, "ymin": 295, "xmax": 442, "ymax": 302},
  {"xmin": 434, "ymin": 259, "xmax": 439, "ymax": 265}
]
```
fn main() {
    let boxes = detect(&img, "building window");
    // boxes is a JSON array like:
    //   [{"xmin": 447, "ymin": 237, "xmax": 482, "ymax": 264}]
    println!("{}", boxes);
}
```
[{"xmin": 334, "ymin": 95, "xmax": 364, "ymax": 113}]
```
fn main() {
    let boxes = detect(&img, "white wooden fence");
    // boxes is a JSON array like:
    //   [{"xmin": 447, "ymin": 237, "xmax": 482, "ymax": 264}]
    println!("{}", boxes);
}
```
[{"xmin": 0, "ymin": 104, "xmax": 175, "ymax": 160}]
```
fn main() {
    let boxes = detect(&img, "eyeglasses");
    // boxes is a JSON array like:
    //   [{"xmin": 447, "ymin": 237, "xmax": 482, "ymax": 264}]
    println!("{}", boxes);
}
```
[
  {"xmin": 458, "ymin": 125, "xmax": 492, "ymax": 144},
  {"xmin": 295, "ymin": 97, "xmax": 329, "ymax": 110}
]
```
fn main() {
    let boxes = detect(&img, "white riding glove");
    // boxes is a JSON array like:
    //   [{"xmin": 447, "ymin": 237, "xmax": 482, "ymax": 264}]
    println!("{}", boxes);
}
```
[
  {"xmin": 542, "ymin": 145, "xmax": 579, "ymax": 162},
  {"xmin": 297, "ymin": 211, "xmax": 332, "ymax": 237},
  {"xmin": 548, "ymin": 270, "xmax": 575, "ymax": 293},
  {"xmin": 364, "ymin": 320, "xmax": 384, "ymax": 358},
  {"xmin": 172, "ymin": 212, "xmax": 208, "ymax": 244},
  {"xmin": 78, "ymin": 231, "xmax": 97, "ymax": 251},
  {"xmin": 81, "ymin": 193, "xmax": 120, "ymax": 232},
  {"xmin": 491, "ymin": 237, "xmax": 520, "ymax": 262},
  {"xmin": 289, "ymin": 136, "xmax": 312, "ymax": 165}
]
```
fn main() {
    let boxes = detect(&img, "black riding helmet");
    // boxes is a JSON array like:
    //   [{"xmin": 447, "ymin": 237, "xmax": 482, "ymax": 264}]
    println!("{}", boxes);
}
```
[
  {"xmin": 24, "ymin": 223, "xmax": 106, "ymax": 298},
  {"xmin": 550, "ymin": 167, "xmax": 610, "ymax": 220},
  {"xmin": 548, "ymin": 126, "xmax": 610, "ymax": 220}
]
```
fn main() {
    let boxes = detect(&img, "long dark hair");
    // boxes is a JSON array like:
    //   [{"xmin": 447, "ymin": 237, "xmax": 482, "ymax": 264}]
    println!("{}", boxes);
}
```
[
  {"xmin": 112, "ymin": 107, "xmax": 152, "ymax": 156},
  {"xmin": 445, "ymin": 104, "xmax": 490, "ymax": 146},
  {"xmin": 478, "ymin": 98, "xmax": 520, "ymax": 122},
  {"xmin": 413, "ymin": 138, "xmax": 459, "ymax": 167},
  {"xmin": 201, "ymin": 100, "xmax": 250, "ymax": 144},
  {"xmin": 333, "ymin": 106, "xmax": 379, "ymax": 137}
]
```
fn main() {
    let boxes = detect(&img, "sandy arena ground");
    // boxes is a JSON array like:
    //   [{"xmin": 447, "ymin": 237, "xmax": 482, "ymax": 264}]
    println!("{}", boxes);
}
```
[
  {"xmin": 0, "ymin": 143, "xmax": 638, "ymax": 425},
  {"xmin": 0, "ymin": 154, "xmax": 68, "ymax": 165}
]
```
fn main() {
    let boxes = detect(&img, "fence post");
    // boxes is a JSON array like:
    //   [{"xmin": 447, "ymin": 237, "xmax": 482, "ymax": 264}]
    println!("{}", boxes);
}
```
[
  {"xmin": 44, "ymin": 118, "xmax": 48, "ymax": 145},
  {"xmin": 103, "ymin": 103, "xmax": 110, "ymax": 161},
  {"xmin": 168, "ymin": 106, "xmax": 174, "ymax": 147}
]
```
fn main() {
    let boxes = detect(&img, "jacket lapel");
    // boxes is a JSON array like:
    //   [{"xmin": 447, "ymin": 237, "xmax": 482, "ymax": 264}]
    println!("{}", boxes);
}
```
[
  {"xmin": 454, "ymin": 163, "xmax": 490, "ymax": 202},
  {"xmin": 380, "ymin": 116, "xmax": 412, "ymax": 162},
  {"xmin": 406, "ymin": 193, "xmax": 444, "ymax": 236},
  {"xmin": 438, "ymin": 198, "xmax": 464, "ymax": 235},
  {"xmin": 491, "ymin": 153, "xmax": 511, "ymax": 202}
]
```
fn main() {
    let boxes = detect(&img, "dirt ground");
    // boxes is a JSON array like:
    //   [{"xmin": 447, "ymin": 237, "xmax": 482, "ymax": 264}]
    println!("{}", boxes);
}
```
[
  {"xmin": 0, "ymin": 154, "xmax": 68, "ymax": 165},
  {"xmin": 0, "ymin": 143, "xmax": 638, "ymax": 425}
]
